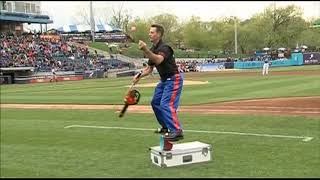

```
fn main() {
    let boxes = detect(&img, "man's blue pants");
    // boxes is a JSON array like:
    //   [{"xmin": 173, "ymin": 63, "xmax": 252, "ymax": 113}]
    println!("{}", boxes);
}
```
[{"xmin": 151, "ymin": 73, "xmax": 184, "ymax": 132}]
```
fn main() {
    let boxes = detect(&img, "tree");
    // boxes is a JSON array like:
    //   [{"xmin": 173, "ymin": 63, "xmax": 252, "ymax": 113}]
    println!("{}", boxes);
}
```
[
  {"xmin": 172, "ymin": 22, "xmax": 185, "ymax": 49},
  {"xmin": 149, "ymin": 13, "xmax": 179, "ymax": 46},
  {"xmin": 234, "ymin": 4, "xmax": 306, "ymax": 52},
  {"xmin": 73, "ymin": 4, "xmax": 108, "ymax": 26},
  {"xmin": 74, "ymin": 6, "xmax": 91, "ymax": 25},
  {"xmin": 110, "ymin": 3, "xmax": 132, "ymax": 33},
  {"xmin": 183, "ymin": 16, "xmax": 208, "ymax": 49},
  {"xmin": 298, "ymin": 25, "xmax": 320, "ymax": 50},
  {"xmin": 263, "ymin": 5, "xmax": 303, "ymax": 48},
  {"xmin": 206, "ymin": 21, "xmax": 225, "ymax": 51},
  {"xmin": 128, "ymin": 17, "xmax": 151, "ymax": 43},
  {"xmin": 237, "ymin": 18, "xmax": 266, "ymax": 53}
]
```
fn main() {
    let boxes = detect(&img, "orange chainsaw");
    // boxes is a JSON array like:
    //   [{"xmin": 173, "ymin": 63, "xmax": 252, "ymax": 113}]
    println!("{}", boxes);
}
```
[{"xmin": 119, "ymin": 73, "xmax": 141, "ymax": 118}]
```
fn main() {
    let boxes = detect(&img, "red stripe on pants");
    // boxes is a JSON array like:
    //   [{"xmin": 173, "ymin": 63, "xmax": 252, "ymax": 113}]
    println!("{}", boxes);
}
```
[{"xmin": 169, "ymin": 74, "xmax": 180, "ymax": 130}]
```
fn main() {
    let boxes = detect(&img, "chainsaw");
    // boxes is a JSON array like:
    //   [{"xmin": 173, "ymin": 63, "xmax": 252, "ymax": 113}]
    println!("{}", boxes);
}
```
[{"xmin": 119, "ymin": 73, "xmax": 141, "ymax": 118}]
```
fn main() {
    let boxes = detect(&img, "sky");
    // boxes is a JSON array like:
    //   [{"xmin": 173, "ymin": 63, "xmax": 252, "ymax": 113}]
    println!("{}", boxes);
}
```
[{"xmin": 25, "ymin": 1, "xmax": 320, "ymax": 30}]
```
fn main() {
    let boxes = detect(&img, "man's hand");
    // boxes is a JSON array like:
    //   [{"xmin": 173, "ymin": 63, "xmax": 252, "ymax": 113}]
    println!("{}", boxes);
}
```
[
  {"xmin": 138, "ymin": 40, "xmax": 147, "ymax": 51},
  {"xmin": 138, "ymin": 40, "xmax": 164, "ymax": 65}
]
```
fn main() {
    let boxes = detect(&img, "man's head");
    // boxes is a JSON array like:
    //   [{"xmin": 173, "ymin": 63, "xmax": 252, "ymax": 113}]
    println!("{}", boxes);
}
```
[{"xmin": 149, "ymin": 24, "xmax": 164, "ymax": 44}]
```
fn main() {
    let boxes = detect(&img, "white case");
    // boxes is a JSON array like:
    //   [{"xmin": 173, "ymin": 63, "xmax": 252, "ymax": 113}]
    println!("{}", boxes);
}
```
[{"xmin": 149, "ymin": 141, "xmax": 212, "ymax": 167}]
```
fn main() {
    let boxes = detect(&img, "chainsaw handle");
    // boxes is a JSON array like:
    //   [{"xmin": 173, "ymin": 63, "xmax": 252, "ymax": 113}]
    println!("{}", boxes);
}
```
[
  {"xmin": 130, "ymin": 71, "xmax": 142, "ymax": 90},
  {"xmin": 119, "ymin": 104, "xmax": 129, "ymax": 118},
  {"xmin": 136, "ymin": 71, "xmax": 142, "ymax": 78}
]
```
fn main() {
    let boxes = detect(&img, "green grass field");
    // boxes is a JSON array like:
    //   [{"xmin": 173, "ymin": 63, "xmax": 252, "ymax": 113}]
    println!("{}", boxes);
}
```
[
  {"xmin": 1, "ymin": 66, "xmax": 320, "ymax": 105},
  {"xmin": 1, "ymin": 65, "xmax": 320, "ymax": 177}
]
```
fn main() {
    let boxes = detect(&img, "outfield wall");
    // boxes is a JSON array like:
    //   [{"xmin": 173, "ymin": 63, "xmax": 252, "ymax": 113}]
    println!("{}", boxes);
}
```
[
  {"xmin": 196, "ymin": 63, "xmax": 225, "ymax": 72},
  {"xmin": 234, "ymin": 53, "xmax": 304, "ymax": 69},
  {"xmin": 182, "ymin": 53, "xmax": 311, "ymax": 72},
  {"xmin": 29, "ymin": 75, "xmax": 83, "ymax": 83},
  {"xmin": 8, "ymin": 71, "xmax": 84, "ymax": 84}
]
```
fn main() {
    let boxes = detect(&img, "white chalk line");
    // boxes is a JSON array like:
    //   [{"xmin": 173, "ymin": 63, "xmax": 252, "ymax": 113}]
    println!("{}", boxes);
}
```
[
  {"xmin": 64, "ymin": 125, "xmax": 314, "ymax": 142},
  {"xmin": 3, "ymin": 104, "xmax": 319, "ymax": 110},
  {"xmin": 183, "ymin": 106, "xmax": 320, "ymax": 110}
]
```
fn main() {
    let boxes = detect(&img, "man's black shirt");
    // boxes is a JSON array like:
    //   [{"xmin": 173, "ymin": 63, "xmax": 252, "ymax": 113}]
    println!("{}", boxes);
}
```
[{"xmin": 147, "ymin": 39, "xmax": 178, "ymax": 81}]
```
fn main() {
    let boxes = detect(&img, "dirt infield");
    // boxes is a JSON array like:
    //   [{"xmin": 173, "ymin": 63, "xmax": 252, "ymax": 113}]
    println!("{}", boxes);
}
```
[
  {"xmin": 125, "ymin": 80, "xmax": 209, "ymax": 87},
  {"xmin": 182, "ymin": 70, "xmax": 320, "ymax": 77},
  {"xmin": 2, "ymin": 96, "xmax": 319, "ymax": 117}
]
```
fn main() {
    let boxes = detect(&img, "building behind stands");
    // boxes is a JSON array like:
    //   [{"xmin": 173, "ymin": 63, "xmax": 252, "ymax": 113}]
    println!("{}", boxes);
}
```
[{"xmin": 0, "ymin": 1, "xmax": 53, "ymax": 35}]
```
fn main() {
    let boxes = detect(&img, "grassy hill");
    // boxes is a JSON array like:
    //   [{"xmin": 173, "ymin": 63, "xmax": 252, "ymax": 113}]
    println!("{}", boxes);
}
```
[{"xmin": 88, "ymin": 42, "xmax": 250, "ymax": 59}]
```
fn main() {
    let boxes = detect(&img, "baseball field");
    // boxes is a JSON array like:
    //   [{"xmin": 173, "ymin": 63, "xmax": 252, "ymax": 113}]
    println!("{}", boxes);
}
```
[{"xmin": 1, "ymin": 65, "xmax": 320, "ymax": 177}]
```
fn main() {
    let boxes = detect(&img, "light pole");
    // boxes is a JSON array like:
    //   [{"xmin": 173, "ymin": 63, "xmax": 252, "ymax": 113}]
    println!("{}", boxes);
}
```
[
  {"xmin": 233, "ymin": 16, "xmax": 238, "ymax": 55},
  {"xmin": 90, "ymin": 1, "xmax": 95, "ymax": 43}
]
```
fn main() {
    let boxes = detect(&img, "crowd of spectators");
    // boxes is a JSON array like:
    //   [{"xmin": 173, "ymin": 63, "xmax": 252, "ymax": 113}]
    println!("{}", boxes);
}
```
[
  {"xmin": 2, "ymin": 32, "xmax": 315, "ymax": 76},
  {"xmin": 177, "ymin": 60, "xmax": 203, "ymax": 72},
  {"xmin": 176, "ymin": 59, "xmax": 221, "ymax": 72},
  {"xmin": 0, "ymin": 33, "xmax": 130, "ymax": 73}
]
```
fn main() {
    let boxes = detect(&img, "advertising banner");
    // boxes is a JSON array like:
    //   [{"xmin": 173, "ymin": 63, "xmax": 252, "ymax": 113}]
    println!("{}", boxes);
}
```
[
  {"xmin": 196, "ymin": 63, "xmax": 225, "ymax": 72},
  {"xmin": 303, "ymin": 52, "xmax": 320, "ymax": 65},
  {"xmin": 40, "ymin": 35, "xmax": 61, "ymax": 41}
]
